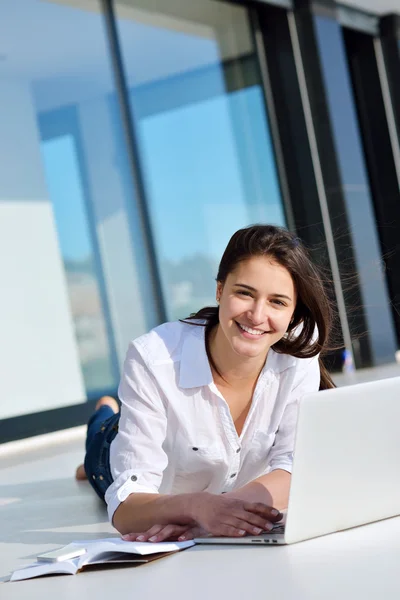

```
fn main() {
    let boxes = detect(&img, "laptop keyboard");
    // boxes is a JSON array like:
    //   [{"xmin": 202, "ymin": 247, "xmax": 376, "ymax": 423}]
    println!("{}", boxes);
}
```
[{"xmin": 270, "ymin": 524, "xmax": 285, "ymax": 534}]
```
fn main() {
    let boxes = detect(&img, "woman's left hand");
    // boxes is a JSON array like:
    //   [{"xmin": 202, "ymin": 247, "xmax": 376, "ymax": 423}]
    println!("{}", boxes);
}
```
[{"xmin": 121, "ymin": 523, "xmax": 207, "ymax": 543}]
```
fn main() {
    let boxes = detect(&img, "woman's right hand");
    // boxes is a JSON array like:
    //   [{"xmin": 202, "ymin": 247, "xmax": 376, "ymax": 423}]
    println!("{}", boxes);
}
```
[
  {"xmin": 121, "ymin": 523, "xmax": 206, "ymax": 543},
  {"xmin": 189, "ymin": 493, "xmax": 282, "ymax": 537}
]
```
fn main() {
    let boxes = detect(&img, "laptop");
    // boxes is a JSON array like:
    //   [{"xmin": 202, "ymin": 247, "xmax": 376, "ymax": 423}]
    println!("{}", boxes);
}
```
[{"xmin": 195, "ymin": 376, "xmax": 400, "ymax": 545}]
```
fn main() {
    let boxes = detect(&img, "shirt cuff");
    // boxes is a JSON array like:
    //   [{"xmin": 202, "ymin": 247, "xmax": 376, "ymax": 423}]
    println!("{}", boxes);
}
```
[
  {"xmin": 106, "ymin": 474, "xmax": 159, "ymax": 523},
  {"xmin": 270, "ymin": 464, "xmax": 292, "ymax": 474},
  {"xmin": 269, "ymin": 454, "xmax": 294, "ymax": 475}
]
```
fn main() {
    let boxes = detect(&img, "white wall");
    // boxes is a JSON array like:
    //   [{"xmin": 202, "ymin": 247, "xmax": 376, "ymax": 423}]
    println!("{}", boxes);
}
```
[{"xmin": 0, "ymin": 80, "xmax": 86, "ymax": 419}]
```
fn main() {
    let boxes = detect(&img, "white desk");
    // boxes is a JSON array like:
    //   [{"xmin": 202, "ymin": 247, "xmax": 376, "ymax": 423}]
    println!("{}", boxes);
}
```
[
  {"xmin": 2, "ymin": 437, "xmax": 400, "ymax": 600},
  {"xmin": 3, "ymin": 517, "xmax": 400, "ymax": 600}
]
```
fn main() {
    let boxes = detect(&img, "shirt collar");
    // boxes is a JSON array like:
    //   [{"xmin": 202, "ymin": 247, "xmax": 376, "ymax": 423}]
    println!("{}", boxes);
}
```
[
  {"xmin": 178, "ymin": 323, "xmax": 297, "ymax": 389},
  {"xmin": 264, "ymin": 347, "xmax": 297, "ymax": 374},
  {"xmin": 179, "ymin": 325, "xmax": 213, "ymax": 389}
]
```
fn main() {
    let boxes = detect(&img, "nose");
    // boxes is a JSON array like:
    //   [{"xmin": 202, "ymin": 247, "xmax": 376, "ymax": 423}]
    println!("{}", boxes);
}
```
[{"xmin": 248, "ymin": 300, "xmax": 268, "ymax": 325}]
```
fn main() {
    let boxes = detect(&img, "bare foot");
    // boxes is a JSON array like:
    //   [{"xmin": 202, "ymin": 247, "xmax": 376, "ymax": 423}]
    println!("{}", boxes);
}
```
[
  {"xmin": 75, "ymin": 464, "xmax": 87, "ymax": 480},
  {"xmin": 75, "ymin": 396, "xmax": 120, "ymax": 481}
]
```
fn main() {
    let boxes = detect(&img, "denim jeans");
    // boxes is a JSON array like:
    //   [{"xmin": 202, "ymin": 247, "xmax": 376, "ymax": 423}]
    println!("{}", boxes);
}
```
[{"xmin": 84, "ymin": 405, "xmax": 120, "ymax": 501}]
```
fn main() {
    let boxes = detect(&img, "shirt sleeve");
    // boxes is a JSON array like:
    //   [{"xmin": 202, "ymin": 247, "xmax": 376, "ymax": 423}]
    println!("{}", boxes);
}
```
[
  {"xmin": 104, "ymin": 342, "xmax": 168, "ymax": 523},
  {"xmin": 268, "ymin": 354, "xmax": 320, "ymax": 474}
]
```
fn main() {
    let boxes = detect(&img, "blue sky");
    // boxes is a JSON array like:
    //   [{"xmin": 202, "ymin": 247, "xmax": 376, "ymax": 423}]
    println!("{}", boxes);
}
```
[
  {"xmin": 38, "ymin": 13, "xmax": 285, "ymax": 264},
  {"xmin": 41, "ymin": 134, "xmax": 92, "ymax": 262},
  {"xmin": 42, "ymin": 83, "xmax": 285, "ymax": 264}
]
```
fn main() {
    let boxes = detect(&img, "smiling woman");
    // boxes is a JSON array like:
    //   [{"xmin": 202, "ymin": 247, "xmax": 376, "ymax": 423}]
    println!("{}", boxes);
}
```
[
  {"xmin": 185, "ymin": 225, "xmax": 334, "ymax": 385},
  {"xmin": 214, "ymin": 257, "xmax": 296, "ymax": 363},
  {"xmin": 76, "ymin": 224, "xmax": 335, "ymax": 543}
]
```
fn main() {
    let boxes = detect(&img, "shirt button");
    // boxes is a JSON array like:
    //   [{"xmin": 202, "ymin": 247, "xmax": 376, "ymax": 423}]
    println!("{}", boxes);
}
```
[
  {"xmin": 230, "ymin": 473, "xmax": 237, "ymax": 478},
  {"xmin": 131, "ymin": 475, "xmax": 138, "ymax": 482},
  {"xmin": 236, "ymin": 448, "xmax": 241, "ymax": 453},
  {"xmin": 192, "ymin": 447, "xmax": 199, "ymax": 451}
]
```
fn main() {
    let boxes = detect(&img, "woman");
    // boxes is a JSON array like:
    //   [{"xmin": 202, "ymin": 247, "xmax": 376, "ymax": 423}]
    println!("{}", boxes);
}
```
[{"xmin": 76, "ymin": 224, "xmax": 335, "ymax": 542}]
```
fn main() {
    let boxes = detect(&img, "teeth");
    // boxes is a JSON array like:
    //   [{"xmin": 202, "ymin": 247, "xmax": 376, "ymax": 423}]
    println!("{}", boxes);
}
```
[{"xmin": 238, "ymin": 323, "xmax": 265, "ymax": 336}]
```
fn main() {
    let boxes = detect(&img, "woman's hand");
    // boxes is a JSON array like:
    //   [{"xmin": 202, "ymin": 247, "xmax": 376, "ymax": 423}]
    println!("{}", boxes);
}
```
[
  {"xmin": 121, "ymin": 523, "xmax": 207, "ymax": 543},
  {"xmin": 119, "ymin": 493, "xmax": 283, "ymax": 542},
  {"xmin": 188, "ymin": 493, "xmax": 282, "ymax": 537}
]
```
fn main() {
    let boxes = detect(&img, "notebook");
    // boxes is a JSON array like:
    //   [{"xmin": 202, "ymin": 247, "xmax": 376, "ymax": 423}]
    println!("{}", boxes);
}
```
[{"xmin": 10, "ymin": 537, "xmax": 194, "ymax": 581}]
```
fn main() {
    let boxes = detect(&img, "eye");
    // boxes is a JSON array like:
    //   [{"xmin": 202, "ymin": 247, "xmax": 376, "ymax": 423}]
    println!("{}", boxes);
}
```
[
  {"xmin": 237, "ymin": 290, "xmax": 253, "ymax": 297},
  {"xmin": 271, "ymin": 299, "xmax": 286, "ymax": 307}
]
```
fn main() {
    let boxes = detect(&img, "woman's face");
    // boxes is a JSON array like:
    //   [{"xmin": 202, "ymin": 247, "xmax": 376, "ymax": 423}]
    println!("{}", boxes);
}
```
[{"xmin": 216, "ymin": 255, "xmax": 296, "ymax": 361}]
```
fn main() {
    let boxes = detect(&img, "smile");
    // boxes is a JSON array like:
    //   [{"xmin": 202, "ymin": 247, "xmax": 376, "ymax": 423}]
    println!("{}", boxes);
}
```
[{"xmin": 236, "ymin": 322, "xmax": 267, "ymax": 336}]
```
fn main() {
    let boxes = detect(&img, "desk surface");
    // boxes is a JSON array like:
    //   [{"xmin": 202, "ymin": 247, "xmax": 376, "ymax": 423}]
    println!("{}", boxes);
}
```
[{"xmin": 1, "ymin": 437, "xmax": 400, "ymax": 600}]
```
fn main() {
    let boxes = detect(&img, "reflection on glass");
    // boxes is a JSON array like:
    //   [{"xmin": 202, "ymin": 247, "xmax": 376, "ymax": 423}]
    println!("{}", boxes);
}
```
[
  {"xmin": 0, "ymin": 0, "xmax": 158, "ymax": 418},
  {"xmin": 115, "ymin": 0, "xmax": 286, "ymax": 320},
  {"xmin": 41, "ymin": 135, "xmax": 115, "ymax": 392},
  {"xmin": 314, "ymin": 15, "xmax": 397, "ymax": 363}
]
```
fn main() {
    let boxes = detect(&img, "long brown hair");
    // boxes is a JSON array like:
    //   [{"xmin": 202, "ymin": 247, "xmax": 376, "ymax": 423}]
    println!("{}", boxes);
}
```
[{"xmin": 182, "ymin": 225, "xmax": 336, "ymax": 390}]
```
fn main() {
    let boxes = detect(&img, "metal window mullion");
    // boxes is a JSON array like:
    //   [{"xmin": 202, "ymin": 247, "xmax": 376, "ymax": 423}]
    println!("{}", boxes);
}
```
[
  {"xmin": 374, "ymin": 37, "xmax": 400, "ymax": 190},
  {"xmin": 101, "ymin": 0, "xmax": 167, "ymax": 324},
  {"xmin": 287, "ymin": 10, "xmax": 354, "ymax": 363},
  {"xmin": 249, "ymin": 7, "xmax": 296, "ymax": 232}
]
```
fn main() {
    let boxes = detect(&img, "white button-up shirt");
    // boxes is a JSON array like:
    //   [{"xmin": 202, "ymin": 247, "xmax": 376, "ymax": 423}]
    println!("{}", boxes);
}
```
[{"xmin": 105, "ymin": 321, "xmax": 320, "ymax": 522}]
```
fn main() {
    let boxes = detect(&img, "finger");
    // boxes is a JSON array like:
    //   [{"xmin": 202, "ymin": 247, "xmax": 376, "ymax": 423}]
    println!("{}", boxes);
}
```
[
  {"xmin": 230, "ymin": 509, "xmax": 273, "ymax": 532},
  {"xmin": 178, "ymin": 526, "xmax": 205, "ymax": 541},
  {"xmin": 121, "ymin": 532, "xmax": 141, "ymax": 541},
  {"xmin": 136, "ymin": 524, "xmax": 165, "ymax": 542},
  {"xmin": 224, "ymin": 516, "xmax": 269, "ymax": 536},
  {"xmin": 244, "ymin": 502, "xmax": 283, "ymax": 522},
  {"xmin": 215, "ymin": 524, "xmax": 248, "ymax": 538},
  {"xmin": 148, "ymin": 524, "xmax": 189, "ymax": 543}
]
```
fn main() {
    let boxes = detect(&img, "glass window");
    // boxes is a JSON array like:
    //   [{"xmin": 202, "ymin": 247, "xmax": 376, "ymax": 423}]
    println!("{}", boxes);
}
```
[
  {"xmin": 115, "ymin": 0, "xmax": 286, "ymax": 320},
  {"xmin": 314, "ymin": 15, "xmax": 397, "ymax": 364},
  {"xmin": 0, "ymin": 0, "xmax": 158, "ymax": 419},
  {"xmin": 40, "ymin": 133, "xmax": 115, "ymax": 392}
]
